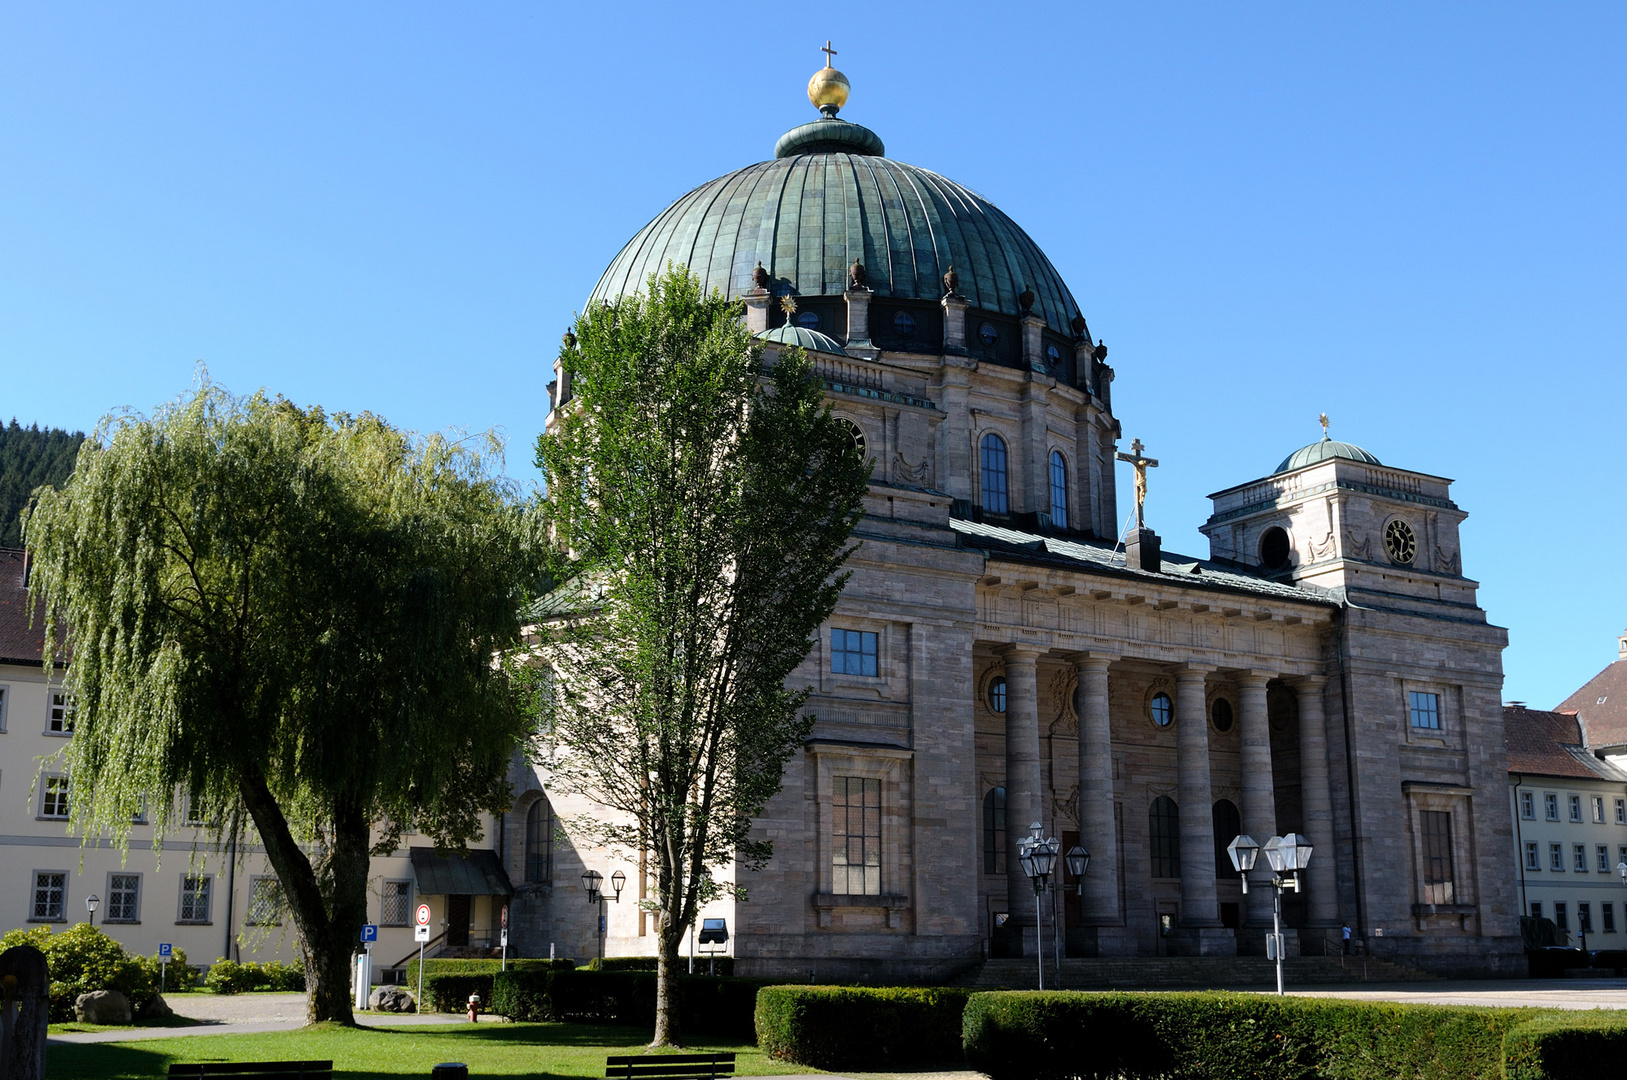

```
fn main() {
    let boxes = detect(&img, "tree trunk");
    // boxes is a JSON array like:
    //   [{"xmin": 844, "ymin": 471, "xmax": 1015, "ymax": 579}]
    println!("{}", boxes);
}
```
[
  {"xmin": 652, "ymin": 900, "xmax": 686, "ymax": 1047},
  {"xmin": 239, "ymin": 768, "xmax": 372, "ymax": 1025}
]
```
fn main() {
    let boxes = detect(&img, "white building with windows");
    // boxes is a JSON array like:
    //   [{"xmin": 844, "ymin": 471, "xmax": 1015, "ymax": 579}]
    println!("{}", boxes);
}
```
[{"xmin": 1505, "ymin": 705, "xmax": 1627, "ymax": 945}]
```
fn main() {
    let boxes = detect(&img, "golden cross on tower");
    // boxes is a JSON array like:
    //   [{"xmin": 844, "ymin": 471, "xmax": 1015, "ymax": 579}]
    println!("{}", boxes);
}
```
[
  {"xmin": 1319, "ymin": 412, "xmax": 1330, "ymax": 437},
  {"xmin": 821, "ymin": 40, "xmax": 837, "ymax": 67},
  {"xmin": 1115, "ymin": 437, "xmax": 1160, "ymax": 530}
]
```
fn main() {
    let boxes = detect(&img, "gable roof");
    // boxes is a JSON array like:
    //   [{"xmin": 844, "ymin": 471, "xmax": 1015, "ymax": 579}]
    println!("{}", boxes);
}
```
[
  {"xmin": 1556, "ymin": 655, "xmax": 1627, "ymax": 750},
  {"xmin": 0, "ymin": 547, "xmax": 47, "ymax": 665},
  {"xmin": 1504, "ymin": 704, "xmax": 1627, "ymax": 782}
]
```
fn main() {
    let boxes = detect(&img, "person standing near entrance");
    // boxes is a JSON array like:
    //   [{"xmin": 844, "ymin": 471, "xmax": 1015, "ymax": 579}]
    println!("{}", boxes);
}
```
[{"xmin": 1342, "ymin": 924, "xmax": 1352, "ymax": 955}]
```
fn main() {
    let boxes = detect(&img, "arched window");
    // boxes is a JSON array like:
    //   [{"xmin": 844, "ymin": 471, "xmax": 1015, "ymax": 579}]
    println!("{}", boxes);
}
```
[
  {"xmin": 988, "ymin": 676, "xmax": 1007, "ymax": 713},
  {"xmin": 525, "ymin": 799, "xmax": 553, "ymax": 884},
  {"xmin": 983, "ymin": 787, "xmax": 1007, "ymax": 875},
  {"xmin": 1149, "ymin": 796, "xmax": 1180, "ymax": 878},
  {"xmin": 1212, "ymin": 799, "xmax": 1241, "ymax": 878},
  {"xmin": 980, "ymin": 433, "xmax": 1009, "ymax": 515},
  {"xmin": 1049, "ymin": 451, "xmax": 1068, "ymax": 528}
]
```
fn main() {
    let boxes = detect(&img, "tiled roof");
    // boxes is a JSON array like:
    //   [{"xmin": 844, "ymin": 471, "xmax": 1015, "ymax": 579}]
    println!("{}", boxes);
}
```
[
  {"xmin": 1556, "ymin": 658, "xmax": 1627, "ymax": 749},
  {"xmin": 949, "ymin": 519, "xmax": 1336, "ymax": 606},
  {"xmin": 0, "ymin": 546, "xmax": 46, "ymax": 665},
  {"xmin": 1503, "ymin": 705, "xmax": 1627, "ymax": 781}
]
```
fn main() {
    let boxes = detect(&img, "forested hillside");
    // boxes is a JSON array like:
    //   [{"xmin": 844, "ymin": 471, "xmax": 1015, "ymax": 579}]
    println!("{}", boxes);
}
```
[{"xmin": 0, "ymin": 420, "xmax": 85, "ymax": 547}]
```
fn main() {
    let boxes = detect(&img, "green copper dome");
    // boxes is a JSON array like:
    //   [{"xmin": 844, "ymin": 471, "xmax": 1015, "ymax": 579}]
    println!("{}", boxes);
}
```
[
  {"xmin": 1274, "ymin": 435, "xmax": 1382, "ymax": 474},
  {"xmin": 587, "ymin": 123, "xmax": 1083, "ymax": 331},
  {"xmin": 758, "ymin": 324, "xmax": 846, "ymax": 354}
]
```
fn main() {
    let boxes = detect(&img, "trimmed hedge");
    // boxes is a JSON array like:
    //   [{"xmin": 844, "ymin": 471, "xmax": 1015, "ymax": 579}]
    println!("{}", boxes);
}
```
[
  {"xmin": 585, "ymin": 955, "xmax": 735, "ymax": 976},
  {"xmin": 961, "ymin": 991, "xmax": 1552, "ymax": 1080},
  {"xmin": 203, "ymin": 958, "xmax": 306, "ymax": 994},
  {"xmin": 411, "ymin": 957, "xmax": 573, "ymax": 1012},
  {"xmin": 404, "ymin": 955, "xmax": 571, "ymax": 989},
  {"xmin": 487, "ymin": 968, "xmax": 766, "ymax": 1037},
  {"xmin": 755, "ymin": 986, "xmax": 970, "ymax": 1070},
  {"xmin": 1504, "ymin": 1012, "xmax": 1627, "ymax": 1080}
]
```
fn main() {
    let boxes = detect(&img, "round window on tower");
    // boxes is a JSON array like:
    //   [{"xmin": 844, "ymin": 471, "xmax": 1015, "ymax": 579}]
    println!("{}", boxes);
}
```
[
  {"xmin": 1150, "ymin": 692, "xmax": 1174, "ymax": 728},
  {"xmin": 1384, "ymin": 518, "xmax": 1417, "ymax": 565},
  {"xmin": 978, "ymin": 321, "xmax": 999, "ymax": 346},
  {"xmin": 892, "ymin": 310, "xmax": 916, "ymax": 337},
  {"xmin": 1046, "ymin": 343, "xmax": 1062, "ymax": 366},
  {"xmin": 796, "ymin": 310, "xmax": 820, "ymax": 330},
  {"xmin": 1260, "ymin": 527, "xmax": 1291, "ymax": 570}
]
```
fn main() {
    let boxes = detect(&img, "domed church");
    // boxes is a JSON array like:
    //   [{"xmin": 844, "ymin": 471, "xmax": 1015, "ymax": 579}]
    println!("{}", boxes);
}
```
[{"xmin": 524, "ymin": 52, "xmax": 1520, "ymax": 978}]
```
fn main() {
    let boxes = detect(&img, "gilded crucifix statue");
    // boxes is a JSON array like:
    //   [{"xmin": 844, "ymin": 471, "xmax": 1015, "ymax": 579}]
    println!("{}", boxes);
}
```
[{"xmin": 1115, "ymin": 438, "xmax": 1159, "ymax": 529}]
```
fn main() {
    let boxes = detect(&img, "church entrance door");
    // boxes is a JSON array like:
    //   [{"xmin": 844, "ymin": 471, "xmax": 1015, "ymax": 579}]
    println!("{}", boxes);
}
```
[{"xmin": 448, "ymin": 895, "xmax": 471, "ymax": 947}]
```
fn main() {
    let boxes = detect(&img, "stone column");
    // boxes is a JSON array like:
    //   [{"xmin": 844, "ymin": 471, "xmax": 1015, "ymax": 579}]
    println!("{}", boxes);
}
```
[
  {"xmin": 942, "ymin": 293, "xmax": 970, "ymax": 354},
  {"xmin": 844, "ymin": 287, "xmax": 874, "ymax": 353},
  {"xmin": 1075, "ymin": 655, "xmax": 1118, "ymax": 923},
  {"xmin": 1295, "ymin": 675, "xmax": 1339, "ymax": 927},
  {"xmin": 1000, "ymin": 645, "xmax": 1045, "ymax": 948},
  {"xmin": 1237, "ymin": 672, "xmax": 1277, "ymax": 925},
  {"xmin": 1175, "ymin": 666, "xmax": 1221, "ymax": 929},
  {"xmin": 743, "ymin": 292, "xmax": 771, "ymax": 334},
  {"xmin": 1021, "ymin": 312, "xmax": 1046, "ymax": 372}
]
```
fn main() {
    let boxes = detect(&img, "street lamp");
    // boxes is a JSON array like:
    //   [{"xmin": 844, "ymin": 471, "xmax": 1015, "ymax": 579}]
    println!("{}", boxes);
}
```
[
  {"xmin": 1017, "ymin": 822, "xmax": 1061, "ymax": 990},
  {"xmin": 1228, "ymin": 832, "xmax": 1313, "ymax": 996},
  {"xmin": 581, "ymin": 868, "xmax": 625, "ymax": 961},
  {"xmin": 1065, "ymin": 846, "xmax": 1090, "ymax": 895},
  {"xmin": 85, "ymin": 894, "xmax": 101, "ymax": 928}
]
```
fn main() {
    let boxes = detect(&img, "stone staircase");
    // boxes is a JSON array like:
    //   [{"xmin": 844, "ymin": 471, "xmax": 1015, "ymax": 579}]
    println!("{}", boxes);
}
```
[{"xmin": 958, "ymin": 955, "xmax": 1439, "ymax": 990}]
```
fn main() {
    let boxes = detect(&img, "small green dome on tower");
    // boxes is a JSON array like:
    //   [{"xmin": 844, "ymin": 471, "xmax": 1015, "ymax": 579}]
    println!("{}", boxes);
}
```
[
  {"xmin": 1274, "ymin": 416, "xmax": 1381, "ymax": 474},
  {"xmin": 757, "ymin": 323, "xmax": 847, "ymax": 355}
]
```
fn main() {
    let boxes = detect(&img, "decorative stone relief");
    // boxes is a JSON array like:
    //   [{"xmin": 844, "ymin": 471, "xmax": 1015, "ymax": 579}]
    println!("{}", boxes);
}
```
[
  {"xmin": 1434, "ymin": 546, "xmax": 1461, "ymax": 575},
  {"xmin": 894, "ymin": 453, "xmax": 932, "ymax": 487},
  {"xmin": 1309, "ymin": 530, "xmax": 1337, "ymax": 561},
  {"xmin": 1048, "ymin": 668, "xmax": 1079, "ymax": 734},
  {"xmin": 1346, "ymin": 531, "xmax": 1373, "ymax": 561}
]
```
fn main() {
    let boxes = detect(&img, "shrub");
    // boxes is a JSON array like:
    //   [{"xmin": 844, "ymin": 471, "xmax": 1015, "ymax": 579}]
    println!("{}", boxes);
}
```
[
  {"xmin": 135, "ymin": 946, "xmax": 196, "ymax": 991},
  {"xmin": 204, "ymin": 958, "xmax": 262, "ymax": 995},
  {"xmin": 0, "ymin": 923, "xmax": 153, "ymax": 1021},
  {"xmin": 755, "ymin": 985, "xmax": 970, "ymax": 1069},
  {"xmin": 486, "ymin": 968, "xmax": 766, "ymax": 1035},
  {"xmin": 261, "ymin": 960, "xmax": 307, "ymax": 992},
  {"xmin": 404, "ymin": 956, "xmax": 570, "ymax": 992},
  {"xmin": 584, "ymin": 955, "xmax": 735, "ymax": 976},
  {"xmin": 961, "ymin": 992, "xmax": 1550, "ymax": 1080},
  {"xmin": 1504, "ymin": 1012, "xmax": 1627, "ymax": 1080}
]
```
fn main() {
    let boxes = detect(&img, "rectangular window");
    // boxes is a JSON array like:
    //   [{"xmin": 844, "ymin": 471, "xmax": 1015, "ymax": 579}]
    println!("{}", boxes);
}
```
[
  {"xmin": 1520, "ymin": 791, "xmax": 1535, "ymax": 819},
  {"xmin": 245, "ymin": 878, "xmax": 282, "ymax": 926},
  {"xmin": 1570, "ymin": 795, "xmax": 1583, "ymax": 823},
  {"xmin": 1621, "ymin": 845, "xmax": 1627, "ymax": 869},
  {"xmin": 381, "ymin": 880, "xmax": 411, "ymax": 927},
  {"xmin": 179, "ymin": 875, "xmax": 212, "ymax": 923},
  {"xmin": 40, "ymin": 775, "xmax": 69, "ymax": 820},
  {"xmin": 0, "ymin": 684, "xmax": 8, "ymax": 731},
  {"xmin": 1555, "ymin": 902, "xmax": 1569, "ymax": 930},
  {"xmin": 829, "ymin": 629, "xmax": 879, "ymax": 677},
  {"xmin": 1605, "ymin": 903, "xmax": 1618, "ymax": 933},
  {"xmin": 1408, "ymin": 691, "xmax": 1440, "ymax": 730},
  {"xmin": 831, "ymin": 775, "xmax": 881, "ymax": 895},
  {"xmin": 107, "ymin": 874, "xmax": 140, "ymax": 923},
  {"xmin": 1545, "ymin": 793, "xmax": 1560, "ymax": 821},
  {"xmin": 1617, "ymin": 798, "xmax": 1626, "ymax": 825},
  {"xmin": 1525, "ymin": 842, "xmax": 1540, "ymax": 871},
  {"xmin": 31, "ymin": 872, "xmax": 66, "ymax": 921},
  {"xmin": 1420, "ymin": 810, "xmax": 1454, "ymax": 903},
  {"xmin": 1575, "ymin": 844, "xmax": 1589, "ymax": 872},
  {"xmin": 1594, "ymin": 796, "xmax": 1607, "ymax": 823},
  {"xmin": 47, "ymin": 691, "xmax": 72, "ymax": 734},
  {"xmin": 1531, "ymin": 902, "xmax": 1543, "ymax": 919},
  {"xmin": 1601, "ymin": 845, "xmax": 1612, "ymax": 873},
  {"xmin": 1579, "ymin": 902, "xmax": 1593, "ymax": 933},
  {"xmin": 1551, "ymin": 843, "xmax": 1565, "ymax": 871}
]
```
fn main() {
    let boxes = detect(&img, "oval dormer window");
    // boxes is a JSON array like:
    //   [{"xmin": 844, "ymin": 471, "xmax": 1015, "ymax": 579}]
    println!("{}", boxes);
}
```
[
  {"xmin": 893, "ymin": 310, "xmax": 916, "ymax": 337},
  {"xmin": 796, "ymin": 310, "xmax": 820, "ymax": 330},
  {"xmin": 978, "ymin": 321, "xmax": 999, "ymax": 346}
]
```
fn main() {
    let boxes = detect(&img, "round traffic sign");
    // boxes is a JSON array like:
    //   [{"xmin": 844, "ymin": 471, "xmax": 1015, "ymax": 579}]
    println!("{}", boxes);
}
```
[{"xmin": 416, "ymin": 903, "xmax": 431, "ymax": 926}]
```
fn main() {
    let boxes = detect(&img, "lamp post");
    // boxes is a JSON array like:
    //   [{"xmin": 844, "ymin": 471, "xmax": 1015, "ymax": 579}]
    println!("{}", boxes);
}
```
[
  {"xmin": 581, "ymin": 868, "xmax": 626, "ymax": 962},
  {"xmin": 1228, "ymin": 832, "xmax": 1313, "ymax": 996},
  {"xmin": 1016, "ymin": 822, "xmax": 1060, "ymax": 990},
  {"xmin": 85, "ymin": 894, "xmax": 101, "ymax": 929}
]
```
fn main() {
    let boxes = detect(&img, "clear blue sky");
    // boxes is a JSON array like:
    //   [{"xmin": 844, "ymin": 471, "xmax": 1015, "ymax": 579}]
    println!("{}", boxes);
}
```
[{"xmin": 2, "ymin": 3, "xmax": 1621, "ymax": 708}]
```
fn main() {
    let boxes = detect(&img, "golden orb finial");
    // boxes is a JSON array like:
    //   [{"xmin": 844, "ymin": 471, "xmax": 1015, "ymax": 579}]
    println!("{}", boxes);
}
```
[{"xmin": 808, "ymin": 41, "xmax": 850, "ymax": 117}]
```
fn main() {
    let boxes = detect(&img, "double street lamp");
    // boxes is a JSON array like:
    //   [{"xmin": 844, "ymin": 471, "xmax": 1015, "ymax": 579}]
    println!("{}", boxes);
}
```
[
  {"xmin": 1227, "ymin": 832, "xmax": 1313, "ymax": 996},
  {"xmin": 1016, "ymin": 822, "xmax": 1090, "ymax": 991},
  {"xmin": 581, "ymin": 868, "xmax": 626, "ymax": 962}
]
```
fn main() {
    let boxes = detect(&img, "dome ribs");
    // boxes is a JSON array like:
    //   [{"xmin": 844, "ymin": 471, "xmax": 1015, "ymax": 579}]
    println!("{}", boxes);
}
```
[
  {"xmin": 851, "ymin": 156, "xmax": 893, "ymax": 299},
  {"xmin": 722, "ymin": 163, "xmax": 776, "ymax": 297}
]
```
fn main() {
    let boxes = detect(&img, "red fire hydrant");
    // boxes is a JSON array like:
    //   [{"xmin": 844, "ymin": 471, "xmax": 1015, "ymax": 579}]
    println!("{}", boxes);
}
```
[{"xmin": 466, "ymin": 993, "xmax": 481, "ymax": 1023}]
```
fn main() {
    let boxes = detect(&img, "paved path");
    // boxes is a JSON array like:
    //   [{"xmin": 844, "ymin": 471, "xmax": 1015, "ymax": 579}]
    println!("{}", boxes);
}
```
[
  {"xmin": 1282, "ymin": 977, "xmax": 1627, "ymax": 1011},
  {"xmin": 49, "ymin": 994, "xmax": 482, "ymax": 1046}
]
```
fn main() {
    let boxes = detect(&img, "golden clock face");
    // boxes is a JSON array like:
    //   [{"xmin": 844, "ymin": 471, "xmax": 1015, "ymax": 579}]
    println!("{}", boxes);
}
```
[{"xmin": 1384, "ymin": 518, "xmax": 1417, "ymax": 564}]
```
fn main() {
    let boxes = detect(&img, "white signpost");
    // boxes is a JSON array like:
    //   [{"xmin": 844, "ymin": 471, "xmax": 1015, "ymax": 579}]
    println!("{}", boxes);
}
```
[
  {"xmin": 158, "ymin": 943, "xmax": 172, "ymax": 993},
  {"xmin": 355, "ymin": 925, "xmax": 378, "ymax": 1010},
  {"xmin": 500, "ymin": 904, "xmax": 509, "ymax": 971},
  {"xmin": 415, "ymin": 904, "xmax": 432, "ymax": 1008}
]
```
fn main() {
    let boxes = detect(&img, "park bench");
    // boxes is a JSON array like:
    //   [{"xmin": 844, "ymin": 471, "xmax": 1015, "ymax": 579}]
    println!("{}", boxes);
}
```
[
  {"xmin": 168, "ymin": 1061, "xmax": 333, "ymax": 1080},
  {"xmin": 604, "ymin": 1052, "xmax": 736, "ymax": 1080}
]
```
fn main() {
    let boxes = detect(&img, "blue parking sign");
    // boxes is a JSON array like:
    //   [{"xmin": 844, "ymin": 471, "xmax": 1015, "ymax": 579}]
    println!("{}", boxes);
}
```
[
  {"xmin": 158, "ymin": 943, "xmax": 173, "ymax": 958},
  {"xmin": 360, "ymin": 924, "xmax": 378, "ymax": 943}
]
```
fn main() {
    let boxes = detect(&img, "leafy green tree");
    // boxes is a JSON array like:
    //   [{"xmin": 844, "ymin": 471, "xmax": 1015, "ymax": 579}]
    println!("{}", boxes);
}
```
[
  {"xmin": 0, "ymin": 419, "xmax": 85, "ymax": 546},
  {"xmin": 530, "ymin": 267, "xmax": 870, "ymax": 1046},
  {"xmin": 23, "ymin": 380, "xmax": 542, "ymax": 1023}
]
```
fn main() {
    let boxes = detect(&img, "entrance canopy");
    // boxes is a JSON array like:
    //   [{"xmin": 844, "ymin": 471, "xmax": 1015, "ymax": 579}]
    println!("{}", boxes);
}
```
[{"xmin": 409, "ymin": 847, "xmax": 514, "ymax": 897}]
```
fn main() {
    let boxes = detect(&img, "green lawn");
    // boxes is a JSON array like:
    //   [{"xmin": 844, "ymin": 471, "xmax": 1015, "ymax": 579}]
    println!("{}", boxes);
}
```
[{"xmin": 48, "ymin": 1022, "xmax": 823, "ymax": 1080}]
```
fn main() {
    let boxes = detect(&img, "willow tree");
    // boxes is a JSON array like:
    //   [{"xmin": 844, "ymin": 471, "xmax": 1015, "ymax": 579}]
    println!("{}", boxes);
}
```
[
  {"xmin": 530, "ymin": 267, "xmax": 870, "ymax": 1047},
  {"xmin": 23, "ymin": 380, "xmax": 541, "ymax": 1024}
]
